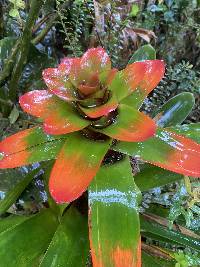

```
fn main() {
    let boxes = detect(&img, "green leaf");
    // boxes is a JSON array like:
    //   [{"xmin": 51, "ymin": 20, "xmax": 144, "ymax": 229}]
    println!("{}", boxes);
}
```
[
  {"xmin": 0, "ymin": 215, "xmax": 29, "ymax": 234},
  {"xmin": 142, "ymin": 252, "xmax": 175, "ymax": 267},
  {"xmin": 130, "ymin": 4, "xmax": 139, "ymax": 17},
  {"xmin": 99, "ymin": 104, "xmax": 156, "ymax": 142},
  {"xmin": 0, "ymin": 37, "xmax": 17, "ymax": 67},
  {"xmin": 113, "ymin": 127, "xmax": 200, "ymax": 177},
  {"xmin": 89, "ymin": 157, "xmax": 141, "ymax": 266},
  {"xmin": 128, "ymin": 44, "xmax": 156, "ymax": 64},
  {"xmin": 40, "ymin": 207, "xmax": 89, "ymax": 267},
  {"xmin": 0, "ymin": 168, "xmax": 40, "ymax": 215},
  {"xmin": 135, "ymin": 164, "xmax": 183, "ymax": 191},
  {"xmin": 0, "ymin": 209, "xmax": 58, "ymax": 266},
  {"xmin": 9, "ymin": 9, "xmax": 20, "ymax": 18},
  {"xmin": 140, "ymin": 215, "xmax": 200, "ymax": 252},
  {"xmin": 8, "ymin": 105, "xmax": 20, "ymax": 124},
  {"xmin": 154, "ymin": 93, "xmax": 195, "ymax": 127},
  {"xmin": 168, "ymin": 123, "xmax": 200, "ymax": 144}
]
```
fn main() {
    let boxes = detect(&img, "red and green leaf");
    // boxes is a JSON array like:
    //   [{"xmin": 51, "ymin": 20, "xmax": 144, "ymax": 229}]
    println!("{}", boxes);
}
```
[
  {"xmin": 89, "ymin": 157, "xmax": 141, "ymax": 267},
  {"xmin": 49, "ymin": 132, "xmax": 111, "ymax": 203},
  {"xmin": 79, "ymin": 47, "xmax": 111, "ymax": 83},
  {"xmin": 109, "ymin": 60, "xmax": 165, "ymax": 106},
  {"xmin": 114, "ymin": 128, "xmax": 200, "ymax": 177},
  {"xmin": 0, "ymin": 127, "xmax": 65, "ymax": 168},
  {"xmin": 42, "ymin": 67, "xmax": 78, "ymax": 101},
  {"xmin": 20, "ymin": 90, "xmax": 89, "ymax": 135},
  {"xmin": 79, "ymin": 92, "xmax": 118, "ymax": 119},
  {"xmin": 168, "ymin": 123, "xmax": 200, "ymax": 144},
  {"xmin": 99, "ymin": 104, "xmax": 156, "ymax": 142}
]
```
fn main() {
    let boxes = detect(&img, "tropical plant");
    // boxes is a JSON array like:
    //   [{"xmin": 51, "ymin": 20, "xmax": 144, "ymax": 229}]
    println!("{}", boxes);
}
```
[{"xmin": 0, "ymin": 45, "xmax": 200, "ymax": 266}]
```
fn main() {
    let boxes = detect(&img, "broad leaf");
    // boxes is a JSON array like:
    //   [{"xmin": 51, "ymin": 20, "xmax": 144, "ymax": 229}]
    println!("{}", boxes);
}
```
[
  {"xmin": 140, "ymin": 215, "xmax": 200, "ymax": 252},
  {"xmin": 89, "ymin": 158, "xmax": 141, "ymax": 267},
  {"xmin": 40, "ymin": 207, "xmax": 89, "ymax": 267},
  {"xmin": 169, "ymin": 123, "xmax": 200, "ymax": 144},
  {"xmin": 99, "ymin": 104, "xmax": 156, "ymax": 142},
  {"xmin": 128, "ymin": 44, "xmax": 156, "ymax": 64},
  {"xmin": 142, "ymin": 252, "xmax": 175, "ymax": 267},
  {"xmin": 20, "ymin": 90, "xmax": 89, "ymax": 135},
  {"xmin": 0, "ymin": 168, "xmax": 40, "ymax": 215},
  {"xmin": 154, "ymin": 92, "xmax": 195, "ymax": 127},
  {"xmin": 79, "ymin": 92, "xmax": 118, "ymax": 119},
  {"xmin": 114, "ymin": 128, "xmax": 200, "ymax": 177},
  {"xmin": 0, "ymin": 209, "xmax": 58, "ymax": 266},
  {"xmin": 109, "ymin": 60, "xmax": 165, "ymax": 107},
  {"xmin": 49, "ymin": 132, "xmax": 111, "ymax": 203},
  {"xmin": 0, "ymin": 215, "xmax": 29, "ymax": 234},
  {"xmin": 135, "ymin": 164, "xmax": 183, "ymax": 192},
  {"xmin": 0, "ymin": 127, "xmax": 66, "ymax": 168}
]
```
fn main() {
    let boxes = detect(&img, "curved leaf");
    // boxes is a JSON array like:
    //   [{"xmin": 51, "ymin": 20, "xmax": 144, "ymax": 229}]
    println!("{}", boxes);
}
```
[
  {"xmin": 89, "ymin": 158, "xmax": 141, "ymax": 267},
  {"xmin": 49, "ymin": 132, "xmax": 111, "ymax": 203},
  {"xmin": 99, "ymin": 104, "xmax": 156, "ymax": 142},
  {"xmin": 0, "ymin": 168, "xmax": 40, "ymax": 215},
  {"xmin": 0, "ymin": 209, "xmax": 58, "ymax": 266},
  {"xmin": 135, "ymin": 164, "xmax": 183, "ymax": 192},
  {"xmin": 79, "ymin": 92, "xmax": 118, "ymax": 119},
  {"xmin": 42, "ymin": 67, "xmax": 78, "ymax": 101},
  {"xmin": 0, "ymin": 127, "xmax": 66, "ymax": 168},
  {"xmin": 128, "ymin": 44, "xmax": 156, "ymax": 64},
  {"xmin": 20, "ymin": 90, "xmax": 89, "ymax": 135},
  {"xmin": 109, "ymin": 60, "xmax": 165, "ymax": 106},
  {"xmin": 40, "ymin": 207, "xmax": 89, "ymax": 267},
  {"xmin": 154, "ymin": 92, "xmax": 195, "ymax": 127},
  {"xmin": 140, "ymin": 215, "xmax": 200, "ymax": 252},
  {"xmin": 169, "ymin": 123, "xmax": 200, "ymax": 144},
  {"xmin": 114, "ymin": 128, "xmax": 200, "ymax": 177}
]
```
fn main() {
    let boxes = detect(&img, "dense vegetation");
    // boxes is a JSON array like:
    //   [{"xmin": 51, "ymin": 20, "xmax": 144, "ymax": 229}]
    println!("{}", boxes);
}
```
[{"xmin": 0, "ymin": 1, "xmax": 200, "ymax": 266}]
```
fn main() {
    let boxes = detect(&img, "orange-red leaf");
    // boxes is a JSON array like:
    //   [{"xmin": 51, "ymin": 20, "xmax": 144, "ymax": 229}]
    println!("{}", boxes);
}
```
[
  {"xmin": 99, "ymin": 104, "xmax": 156, "ymax": 142},
  {"xmin": 49, "ymin": 133, "xmax": 111, "ymax": 203}
]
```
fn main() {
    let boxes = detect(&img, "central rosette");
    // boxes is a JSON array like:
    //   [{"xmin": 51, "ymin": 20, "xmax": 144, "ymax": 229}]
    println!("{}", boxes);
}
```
[
  {"xmin": 42, "ymin": 49, "xmax": 119, "ymax": 130},
  {"xmin": 19, "ymin": 47, "xmax": 164, "ymax": 142}
]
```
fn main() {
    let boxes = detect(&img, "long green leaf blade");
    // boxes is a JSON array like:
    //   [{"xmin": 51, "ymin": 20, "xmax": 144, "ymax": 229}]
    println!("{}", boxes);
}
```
[
  {"xmin": 0, "ymin": 168, "xmax": 40, "ymax": 215},
  {"xmin": 140, "ymin": 215, "xmax": 200, "ymax": 252},
  {"xmin": 135, "ymin": 164, "xmax": 183, "ymax": 191},
  {"xmin": 0, "ymin": 209, "xmax": 58, "ymax": 266},
  {"xmin": 154, "ymin": 92, "xmax": 195, "ymax": 127},
  {"xmin": 40, "ymin": 207, "xmax": 89, "ymax": 267},
  {"xmin": 89, "ymin": 158, "xmax": 141, "ymax": 267}
]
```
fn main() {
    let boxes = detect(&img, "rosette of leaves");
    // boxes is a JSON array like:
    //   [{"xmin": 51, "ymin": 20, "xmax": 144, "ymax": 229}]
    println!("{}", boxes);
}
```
[{"xmin": 0, "ymin": 46, "xmax": 200, "ymax": 266}]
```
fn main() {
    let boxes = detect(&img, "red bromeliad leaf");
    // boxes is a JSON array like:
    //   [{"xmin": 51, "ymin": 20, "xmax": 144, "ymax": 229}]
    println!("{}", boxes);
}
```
[
  {"xmin": 99, "ymin": 104, "xmax": 156, "ymax": 142},
  {"xmin": 49, "ymin": 132, "xmax": 111, "ymax": 203},
  {"xmin": 20, "ymin": 90, "xmax": 89, "ymax": 135},
  {"xmin": 79, "ymin": 92, "xmax": 118, "ymax": 119},
  {"xmin": 19, "ymin": 90, "xmax": 53, "ymax": 118},
  {"xmin": 109, "ymin": 60, "xmax": 165, "ymax": 106},
  {"xmin": 114, "ymin": 128, "xmax": 200, "ymax": 177},
  {"xmin": 99, "ymin": 68, "xmax": 118, "ymax": 86},
  {"xmin": 42, "ymin": 67, "xmax": 78, "ymax": 101},
  {"xmin": 89, "ymin": 158, "xmax": 141, "ymax": 267},
  {"xmin": 79, "ymin": 48, "xmax": 111, "ymax": 81},
  {"xmin": 0, "ymin": 127, "xmax": 65, "ymax": 168}
]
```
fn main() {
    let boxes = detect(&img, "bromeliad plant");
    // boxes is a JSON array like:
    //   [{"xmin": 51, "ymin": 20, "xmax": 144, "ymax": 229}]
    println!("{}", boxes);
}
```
[{"xmin": 0, "ymin": 47, "xmax": 200, "ymax": 266}]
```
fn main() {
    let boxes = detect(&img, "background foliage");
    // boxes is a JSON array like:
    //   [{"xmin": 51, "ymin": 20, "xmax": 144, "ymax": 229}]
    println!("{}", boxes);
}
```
[{"xmin": 0, "ymin": 1, "xmax": 200, "ymax": 266}]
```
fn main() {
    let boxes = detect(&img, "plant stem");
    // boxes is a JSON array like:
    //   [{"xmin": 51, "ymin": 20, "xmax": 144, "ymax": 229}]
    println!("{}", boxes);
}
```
[
  {"xmin": 8, "ymin": 0, "xmax": 45, "ymax": 102},
  {"xmin": 0, "ymin": 40, "xmax": 20, "ymax": 87}
]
